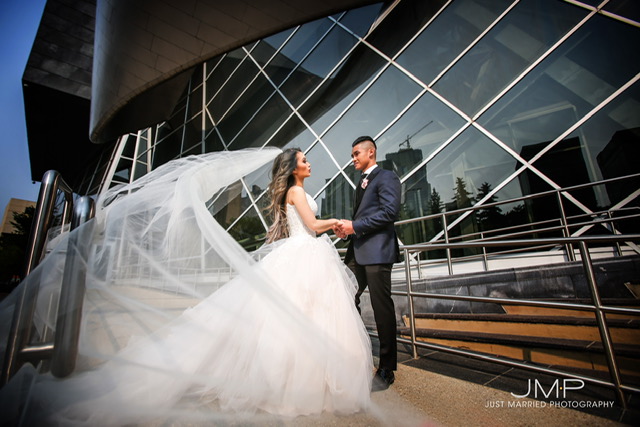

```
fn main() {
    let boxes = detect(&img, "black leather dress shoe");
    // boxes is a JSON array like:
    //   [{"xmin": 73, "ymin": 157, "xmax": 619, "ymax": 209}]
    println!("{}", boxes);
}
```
[{"xmin": 371, "ymin": 368, "xmax": 395, "ymax": 392}]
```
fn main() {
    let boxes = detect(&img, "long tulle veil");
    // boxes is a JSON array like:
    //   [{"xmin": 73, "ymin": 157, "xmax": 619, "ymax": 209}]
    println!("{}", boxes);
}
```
[{"xmin": 0, "ymin": 147, "xmax": 372, "ymax": 424}]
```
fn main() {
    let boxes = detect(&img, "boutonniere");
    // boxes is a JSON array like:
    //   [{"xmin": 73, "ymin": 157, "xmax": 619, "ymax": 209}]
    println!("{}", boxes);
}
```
[{"xmin": 361, "ymin": 178, "xmax": 369, "ymax": 189}]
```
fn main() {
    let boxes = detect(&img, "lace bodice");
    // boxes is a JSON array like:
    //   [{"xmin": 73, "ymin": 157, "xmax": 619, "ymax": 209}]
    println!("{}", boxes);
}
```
[{"xmin": 286, "ymin": 193, "xmax": 317, "ymax": 237}]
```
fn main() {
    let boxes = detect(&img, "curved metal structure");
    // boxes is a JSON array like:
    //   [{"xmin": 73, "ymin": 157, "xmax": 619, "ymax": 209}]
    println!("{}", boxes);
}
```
[{"xmin": 90, "ymin": 0, "xmax": 380, "ymax": 143}]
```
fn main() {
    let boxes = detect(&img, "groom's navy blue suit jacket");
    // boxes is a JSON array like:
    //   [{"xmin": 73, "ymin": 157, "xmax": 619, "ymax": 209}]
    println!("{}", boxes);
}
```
[{"xmin": 349, "ymin": 166, "xmax": 401, "ymax": 265}]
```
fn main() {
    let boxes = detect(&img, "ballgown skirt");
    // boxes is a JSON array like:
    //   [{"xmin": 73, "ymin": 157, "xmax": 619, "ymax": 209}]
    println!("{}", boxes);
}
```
[{"xmin": 0, "ymin": 148, "xmax": 373, "ymax": 425}]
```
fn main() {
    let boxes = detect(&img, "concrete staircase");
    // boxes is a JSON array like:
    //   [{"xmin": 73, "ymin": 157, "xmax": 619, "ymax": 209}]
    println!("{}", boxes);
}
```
[
  {"xmin": 396, "ymin": 256, "xmax": 640, "ymax": 381},
  {"xmin": 399, "ymin": 300, "xmax": 640, "ymax": 377}
]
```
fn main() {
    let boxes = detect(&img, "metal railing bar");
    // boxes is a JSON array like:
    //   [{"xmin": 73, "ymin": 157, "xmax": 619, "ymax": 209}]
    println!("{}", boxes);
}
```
[
  {"xmin": 459, "ymin": 212, "xmax": 640, "ymax": 244},
  {"xmin": 24, "ymin": 170, "xmax": 73, "ymax": 276},
  {"xmin": 434, "ymin": 208, "xmax": 639, "ymax": 246},
  {"xmin": 51, "ymin": 197, "xmax": 96, "ymax": 378},
  {"xmin": 403, "ymin": 249, "xmax": 418, "ymax": 359},
  {"xmin": 398, "ymin": 233, "xmax": 640, "ymax": 408},
  {"xmin": 579, "ymin": 241, "xmax": 625, "ymax": 406},
  {"xmin": 1, "ymin": 170, "xmax": 76, "ymax": 386},
  {"xmin": 396, "ymin": 336, "xmax": 622, "ymax": 391},
  {"xmin": 401, "ymin": 234, "xmax": 640, "ymax": 251},
  {"xmin": 19, "ymin": 343, "xmax": 54, "ymax": 358},
  {"xmin": 393, "ymin": 289, "xmax": 640, "ymax": 317},
  {"xmin": 401, "ymin": 215, "xmax": 640, "ymax": 270}
]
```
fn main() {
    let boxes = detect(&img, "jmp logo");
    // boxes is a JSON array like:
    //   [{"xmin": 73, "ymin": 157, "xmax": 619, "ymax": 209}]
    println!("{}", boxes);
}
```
[{"xmin": 511, "ymin": 378, "xmax": 585, "ymax": 399}]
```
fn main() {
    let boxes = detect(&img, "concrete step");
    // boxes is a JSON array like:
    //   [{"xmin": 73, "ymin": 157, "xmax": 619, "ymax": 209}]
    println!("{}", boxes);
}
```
[
  {"xmin": 502, "ymin": 298, "xmax": 640, "ymax": 319},
  {"xmin": 403, "ymin": 312, "xmax": 640, "ymax": 344},
  {"xmin": 399, "ymin": 326, "xmax": 640, "ymax": 377}
]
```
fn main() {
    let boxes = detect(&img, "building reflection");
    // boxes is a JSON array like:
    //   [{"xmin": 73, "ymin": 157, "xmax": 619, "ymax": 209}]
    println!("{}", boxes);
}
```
[
  {"xmin": 597, "ymin": 127, "xmax": 640, "ymax": 207},
  {"xmin": 212, "ymin": 125, "xmax": 640, "ymax": 251}
]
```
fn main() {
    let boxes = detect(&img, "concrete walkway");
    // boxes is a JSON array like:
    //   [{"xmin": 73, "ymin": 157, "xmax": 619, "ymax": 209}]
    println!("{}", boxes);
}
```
[{"xmin": 281, "ymin": 362, "xmax": 625, "ymax": 427}]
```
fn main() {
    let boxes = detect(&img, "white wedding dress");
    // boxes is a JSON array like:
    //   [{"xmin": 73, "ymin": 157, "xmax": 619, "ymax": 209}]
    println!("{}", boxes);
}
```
[{"xmin": 0, "ymin": 148, "xmax": 373, "ymax": 425}]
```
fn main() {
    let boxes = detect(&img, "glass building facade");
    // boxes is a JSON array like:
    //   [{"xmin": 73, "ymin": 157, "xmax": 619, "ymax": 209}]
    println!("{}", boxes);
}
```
[{"xmin": 77, "ymin": 0, "xmax": 640, "ymax": 254}]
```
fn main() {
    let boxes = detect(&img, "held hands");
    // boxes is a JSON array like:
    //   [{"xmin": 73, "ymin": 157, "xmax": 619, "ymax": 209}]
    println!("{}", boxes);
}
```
[{"xmin": 332, "ymin": 219, "xmax": 354, "ymax": 239}]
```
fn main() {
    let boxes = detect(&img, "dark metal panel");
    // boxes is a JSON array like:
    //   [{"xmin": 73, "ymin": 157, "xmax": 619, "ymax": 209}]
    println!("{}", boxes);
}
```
[{"xmin": 89, "ymin": 0, "xmax": 382, "ymax": 143}]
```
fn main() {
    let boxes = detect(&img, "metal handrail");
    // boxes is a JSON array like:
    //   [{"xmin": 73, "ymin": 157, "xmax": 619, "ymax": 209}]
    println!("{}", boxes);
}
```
[
  {"xmin": 1, "ymin": 174, "xmax": 95, "ymax": 385},
  {"xmin": 51, "ymin": 196, "xmax": 95, "ymax": 377},
  {"xmin": 392, "ymin": 173, "xmax": 640, "ymax": 277},
  {"xmin": 404, "ymin": 210, "xmax": 640, "ymax": 272},
  {"xmin": 399, "ymin": 234, "xmax": 640, "ymax": 409},
  {"xmin": 24, "ymin": 170, "xmax": 74, "ymax": 276}
]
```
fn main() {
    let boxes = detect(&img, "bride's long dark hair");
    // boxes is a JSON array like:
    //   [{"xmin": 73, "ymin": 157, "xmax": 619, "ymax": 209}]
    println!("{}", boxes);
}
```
[{"xmin": 266, "ymin": 148, "xmax": 301, "ymax": 243}]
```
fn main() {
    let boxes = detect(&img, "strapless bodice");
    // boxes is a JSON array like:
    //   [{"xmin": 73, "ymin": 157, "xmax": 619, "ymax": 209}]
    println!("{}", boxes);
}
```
[{"xmin": 286, "ymin": 193, "xmax": 317, "ymax": 237}]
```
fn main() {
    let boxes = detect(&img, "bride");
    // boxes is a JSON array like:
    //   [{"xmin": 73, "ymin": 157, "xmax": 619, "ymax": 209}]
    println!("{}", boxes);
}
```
[{"xmin": 0, "ymin": 147, "xmax": 374, "ymax": 425}]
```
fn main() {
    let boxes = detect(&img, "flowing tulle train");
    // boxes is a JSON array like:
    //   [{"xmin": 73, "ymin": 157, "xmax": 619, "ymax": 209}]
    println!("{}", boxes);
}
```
[{"xmin": 0, "ymin": 148, "xmax": 373, "ymax": 425}]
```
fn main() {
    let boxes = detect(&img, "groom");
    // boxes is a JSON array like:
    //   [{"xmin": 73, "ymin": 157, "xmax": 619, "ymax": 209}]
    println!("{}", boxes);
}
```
[{"xmin": 335, "ymin": 136, "xmax": 401, "ymax": 391}]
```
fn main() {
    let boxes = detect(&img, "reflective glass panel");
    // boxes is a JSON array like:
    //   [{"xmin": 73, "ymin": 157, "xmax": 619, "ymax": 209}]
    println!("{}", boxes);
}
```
[
  {"xmin": 604, "ymin": 0, "xmax": 640, "ymax": 23},
  {"xmin": 152, "ymin": 130, "xmax": 181, "ymax": 168},
  {"xmin": 204, "ymin": 129, "xmax": 225, "ymax": 153},
  {"xmin": 298, "ymin": 44, "xmax": 386, "ymax": 131},
  {"xmin": 321, "ymin": 65, "xmax": 422, "ymax": 153},
  {"xmin": 259, "ymin": 29, "xmax": 296, "ymax": 86},
  {"xmin": 204, "ymin": 55, "xmax": 224, "ymax": 80},
  {"xmin": 397, "ymin": 0, "xmax": 512, "ymax": 85},
  {"xmin": 480, "ymin": 14, "xmax": 640, "ymax": 159},
  {"xmin": 280, "ymin": 26, "xmax": 358, "ymax": 108},
  {"xmin": 217, "ymin": 73, "xmax": 275, "ymax": 142},
  {"xmin": 434, "ymin": 0, "xmax": 586, "ymax": 117},
  {"xmin": 278, "ymin": 17, "xmax": 333, "ymax": 65},
  {"xmin": 208, "ymin": 58, "xmax": 259, "ymax": 122},
  {"xmin": 182, "ymin": 140, "xmax": 202, "ymax": 157},
  {"xmin": 338, "ymin": 3, "xmax": 384, "ymax": 37},
  {"xmin": 182, "ymin": 114, "xmax": 204, "ymax": 152},
  {"xmin": 228, "ymin": 95, "xmax": 290, "ymax": 149},
  {"xmin": 210, "ymin": 180, "xmax": 246, "ymax": 227},
  {"xmin": 227, "ymin": 204, "xmax": 267, "ymax": 251},
  {"xmin": 499, "ymin": 170, "xmax": 567, "ymax": 231},
  {"xmin": 303, "ymin": 142, "xmax": 340, "ymax": 198},
  {"xmin": 425, "ymin": 127, "xmax": 519, "ymax": 210},
  {"xmin": 265, "ymin": 28, "xmax": 295, "ymax": 51},
  {"xmin": 120, "ymin": 135, "xmax": 136, "ymax": 159},
  {"xmin": 268, "ymin": 116, "xmax": 315, "ymax": 150},
  {"xmin": 205, "ymin": 49, "xmax": 246, "ymax": 101},
  {"xmin": 316, "ymin": 172, "xmax": 354, "ymax": 220},
  {"xmin": 264, "ymin": 51, "xmax": 298, "ymax": 87},
  {"xmin": 187, "ymin": 80, "xmax": 203, "ymax": 122},
  {"xmin": 250, "ymin": 40, "xmax": 280, "ymax": 69},
  {"xmin": 545, "ymin": 80, "xmax": 640, "ymax": 211},
  {"xmin": 165, "ymin": 101, "xmax": 187, "ymax": 132},
  {"xmin": 367, "ymin": 0, "xmax": 448, "ymax": 58},
  {"xmin": 375, "ymin": 92, "xmax": 466, "ymax": 179}
]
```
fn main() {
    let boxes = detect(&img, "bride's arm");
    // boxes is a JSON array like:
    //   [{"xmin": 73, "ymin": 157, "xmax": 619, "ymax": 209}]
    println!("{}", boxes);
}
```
[{"xmin": 287, "ymin": 186, "xmax": 340, "ymax": 234}]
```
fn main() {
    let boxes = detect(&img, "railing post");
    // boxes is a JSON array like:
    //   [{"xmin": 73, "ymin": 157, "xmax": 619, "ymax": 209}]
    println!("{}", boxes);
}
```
[
  {"xmin": 442, "ymin": 213, "xmax": 453, "ymax": 275},
  {"xmin": 404, "ymin": 248, "xmax": 418, "ymax": 359},
  {"xmin": 51, "ymin": 219, "xmax": 94, "ymax": 377},
  {"xmin": 578, "ymin": 241, "xmax": 626, "ymax": 408},
  {"xmin": 480, "ymin": 232, "xmax": 489, "ymax": 271},
  {"xmin": 606, "ymin": 211, "xmax": 622, "ymax": 257},
  {"xmin": 24, "ymin": 171, "xmax": 71, "ymax": 276},
  {"xmin": 556, "ymin": 190, "xmax": 575, "ymax": 261},
  {"xmin": 416, "ymin": 253, "xmax": 423, "ymax": 279}
]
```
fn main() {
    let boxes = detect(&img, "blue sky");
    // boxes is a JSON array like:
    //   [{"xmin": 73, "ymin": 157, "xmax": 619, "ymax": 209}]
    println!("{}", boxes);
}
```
[{"xmin": 0, "ymin": 0, "xmax": 48, "ymax": 214}]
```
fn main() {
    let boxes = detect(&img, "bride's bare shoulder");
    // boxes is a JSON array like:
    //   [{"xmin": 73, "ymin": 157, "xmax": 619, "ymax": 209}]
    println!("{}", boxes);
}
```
[{"xmin": 286, "ymin": 185, "xmax": 305, "ymax": 204}]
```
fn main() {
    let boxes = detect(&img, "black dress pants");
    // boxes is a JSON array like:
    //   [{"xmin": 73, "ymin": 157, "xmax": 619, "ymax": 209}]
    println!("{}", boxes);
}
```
[{"xmin": 347, "ymin": 258, "xmax": 397, "ymax": 371}]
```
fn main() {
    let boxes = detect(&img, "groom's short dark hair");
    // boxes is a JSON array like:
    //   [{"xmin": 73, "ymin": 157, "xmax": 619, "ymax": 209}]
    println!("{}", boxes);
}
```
[{"xmin": 352, "ymin": 136, "xmax": 376, "ymax": 149}]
